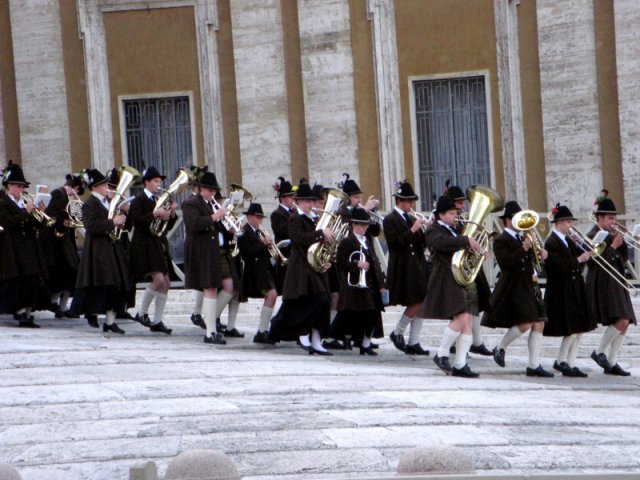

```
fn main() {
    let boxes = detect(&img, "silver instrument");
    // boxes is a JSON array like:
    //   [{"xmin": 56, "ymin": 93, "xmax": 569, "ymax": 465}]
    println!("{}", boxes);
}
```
[{"xmin": 348, "ymin": 247, "xmax": 368, "ymax": 289}]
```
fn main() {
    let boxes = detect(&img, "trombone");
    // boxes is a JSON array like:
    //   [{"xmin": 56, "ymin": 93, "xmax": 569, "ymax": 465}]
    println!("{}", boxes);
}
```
[{"xmin": 588, "ymin": 212, "xmax": 640, "ymax": 251}]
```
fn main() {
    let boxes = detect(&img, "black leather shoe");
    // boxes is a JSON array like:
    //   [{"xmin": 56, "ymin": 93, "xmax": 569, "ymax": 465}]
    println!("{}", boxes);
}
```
[
  {"xmin": 526, "ymin": 365, "xmax": 554, "ymax": 377},
  {"xmin": 343, "ymin": 338, "xmax": 353, "ymax": 350},
  {"xmin": 452, "ymin": 364, "xmax": 480, "ymax": 378},
  {"xmin": 390, "ymin": 332, "xmax": 406, "ymax": 352},
  {"xmin": 216, "ymin": 318, "xmax": 227, "ymax": 333},
  {"xmin": 310, "ymin": 346, "xmax": 334, "ymax": 356},
  {"xmin": 571, "ymin": 366, "xmax": 588, "ymax": 378},
  {"xmin": 86, "ymin": 315, "xmax": 99, "ymax": 328},
  {"xmin": 224, "ymin": 328, "xmax": 245, "ymax": 338},
  {"xmin": 405, "ymin": 343, "xmax": 430, "ymax": 356},
  {"xmin": 63, "ymin": 311, "xmax": 80, "ymax": 319},
  {"xmin": 370, "ymin": 342, "xmax": 379, "ymax": 349},
  {"xmin": 253, "ymin": 331, "xmax": 276, "ymax": 345},
  {"xmin": 469, "ymin": 343, "xmax": 493, "ymax": 356},
  {"xmin": 204, "ymin": 333, "xmax": 226, "ymax": 345},
  {"xmin": 149, "ymin": 321, "xmax": 172, "ymax": 334},
  {"xmin": 449, "ymin": 345, "xmax": 456, "ymax": 355},
  {"xmin": 103, "ymin": 323, "xmax": 125, "ymax": 334},
  {"xmin": 323, "ymin": 339, "xmax": 345, "ymax": 350},
  {"xmin": 604, "ymin": 363, "xmax": 631, "ymax": 376},
  {"xmin": 591, "ymin": 350, "xmax": 612, "ymax": 370},
  {"xmin": 134, "ymin": 313, "xmax": 151, "ymax": 327},
  {"xmin": 553, "ymin": 360, "xmax": 576, "ymax": 377},
  {"xmin": 116, "ymin": 311, "xmax": 135, "ymax": 321},
  {"xmin": 52, "ymin": 305, "xmax": 64, "ymax": 319},
  {"xmin": 300, "ymin": 344, "xmax": 314, "ymax": 354},
  {"xmin": 493, "ymin": 347, "xmax": 506, "ymax": 367},
  {"xmin": 360, "ymin": 345, "xmax": 378, "ymax": 356},
  {"xmin": 190, "ymin": 313, "xmax": 206, "ymax": 329},
  {"xmin": 433, "ymin": 355, "xmax": 452, "ymax": 374},
  {"xmin": 16, "ymin": 312, "xmax": 40, "ymax": 328}
]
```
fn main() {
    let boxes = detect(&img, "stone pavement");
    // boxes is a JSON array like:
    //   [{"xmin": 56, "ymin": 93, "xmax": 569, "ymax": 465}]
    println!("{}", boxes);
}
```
[{"xmin": 0, "ymin": 291, "xmax": 639, "ymax": 479}]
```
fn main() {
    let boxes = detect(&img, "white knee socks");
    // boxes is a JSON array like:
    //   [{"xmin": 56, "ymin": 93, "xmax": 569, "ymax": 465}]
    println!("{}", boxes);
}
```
[
  {"xmin": 258, "ymin": 306, "xmax": 273, "ymax": 332},
  {"xmin": 609, "ymin": 332, "xmax": 625, "ymax": 365},
  {"xmin": 557, "ymin": 335, "xmax": 575, "ymax": 364},
  {"xmin": 500, "ymin": 326, "xmax": 524, "ymax": 350},
  {"xmin": 472, "ymin": 315, "xmax": 483, "ymax": 346},
  {"xmin": 226, "ymin": 300, "xmax": 239, "ymax": 330},
  {"xmin": 394, "ymin": 314, "xmax": 412, "ymax": 335},
  {"xmin": 528, "ymin": 331, "xmax": 543, "ymax": 369},
  {"xmin": 152, "ymin": 292, "xmax": 168, "ymax": 325},
  {"xmin": 215, "ymin": 290, "xmax": 233, "ymax": 318},
  {"xmin": 140, "ymin": 287, "xmax": 157, "ymax": 314},
  {"xmin": 202, "ymin": 297, "xmax": 218, "ymax": 337},
  {"xmin": 454, "ymin": 334, "xmax": 473, "ymax": 369},
  {"xmin": 597, "ymin": 326, "xmax": 619, "ymax": 355},
  {"xmin": 567, "ymin": 333, "xmax": 583, "ymax": 367},
  {"xmin": 437, "ymin": 327, "xmax": 460, "ymax": 358},
  {"xmin": 105, "ymin": 310, "xmax": 116, "ymax": 326},
  {"xmin": 193, "ymin": 290, "xmax": 204, "ymax": 315},
  {"xmin": 408, "ymin": 318, "xmax": 423, "ymax": 346}
]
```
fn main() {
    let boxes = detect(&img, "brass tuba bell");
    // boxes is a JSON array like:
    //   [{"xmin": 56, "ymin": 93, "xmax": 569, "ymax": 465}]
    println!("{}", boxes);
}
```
[
  {"xmin": 108, "ymin": 166, "xmax": 141, "ymax": 241},
  {"xmin": 307, "ymin": 188, "xmax": 350, "ymax": 272},
  {"xmin": 150, "ymin": 167, "xmax": 196, "ymax": 237}
]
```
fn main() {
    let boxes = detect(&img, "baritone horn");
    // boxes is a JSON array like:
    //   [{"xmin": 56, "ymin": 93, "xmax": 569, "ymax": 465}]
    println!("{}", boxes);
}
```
[
  {"xmin": 108, "ymin": 166, "xmax": 141, "ymax": 241},
  {"xmin": 307, "ymin": 188, "xmax": 350, "ymax": 272},
  {"xmin": 451, "ymin": 185, "xmax": 504, "ymax": 286},
  {"xmin": 150, "ymin": 167, "xmax": 196, "ymax": 237},
  {"xmin": 512, "ymin": 209, "xmax": 545, "ymax": 275}
]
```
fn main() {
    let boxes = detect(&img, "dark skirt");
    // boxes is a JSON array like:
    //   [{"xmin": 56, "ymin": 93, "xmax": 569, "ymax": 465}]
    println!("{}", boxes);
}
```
[
  {"xmin": 69, "ymin": 286, "xmax": 128, "ymax": 315},
  {"xmin": 331, "ymin": 309, "xmax": 381, "ymax": 342},
  {"xmin": 327, "ymin": 265, "xmax": 340, "ymax": 293},
  {"xmin": 0, "ymin": 275, "xmax": 50, "ymax": 313},
  {"xmin": 47, "ymin": 261, "xmax": 78, "ymax": 294},
  {"xmin": 268, "ymin": 292, "xmax": 330, "ymax": 341},
  {"xmin": 219, "ymin": 252, "xmax": 247, "ymax": 302}
]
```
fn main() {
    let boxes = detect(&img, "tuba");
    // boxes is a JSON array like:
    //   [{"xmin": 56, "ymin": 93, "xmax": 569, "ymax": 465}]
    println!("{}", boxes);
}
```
[
  {"xmin": 108, "ymin": 166, "xmax": 141, "ymax": 241},
  {"xmin": 512, "ymin": 210, "xmax": 545, "ymax": 275},
  {"xmin": 451, "ymin": 185, "xmax": 504, "ymax": 286},
  {"xmin": 150, "ymin": 167, "xmax": 196, "ymax": 236},
  {"xmin": 307, "ymin": 188, "xmax": 350, "ymax": 272}
]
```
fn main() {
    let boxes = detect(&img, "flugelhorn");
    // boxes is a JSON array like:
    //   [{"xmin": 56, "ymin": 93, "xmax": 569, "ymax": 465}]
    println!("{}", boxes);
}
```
[
  {"xmin": 347, "ymin": 247, "xmax": 368, "ymax": 288},
  {"xmin": 512, "ymin": 209, "xmax": 544, "ymax": 275},
  {"xmin": 408, "ymin": 209, "xmax": 430, "ymax": 232},
  {"xmin": 21, "ymin": 192, "xmax": 56, "ymax": 227},
  {"xmin": 150, "ymin": 167, "xmax": 195, "ymax": 237},
  {"xmin": 108, "ymin": 166, "xmax": 141, "ymax": 241},
  {"xmin": 257, "ymin": 226, "xmax": 287, "ymax": 266}
]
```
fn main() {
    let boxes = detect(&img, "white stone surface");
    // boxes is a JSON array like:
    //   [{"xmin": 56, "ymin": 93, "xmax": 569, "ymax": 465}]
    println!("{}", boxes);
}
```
[
  {"xmin": 231, "ymin": 0, "xmax": 291, "ymax": 211},
  {"xmin": 536, "ymin": 0, "xmax": 603, "ymax": 212},
  {"xmin": 297, "ymin": 0, "xmax": 359, "ymax": 188},
  {"xmin": 8, "ymin": 0, "xmax": 72, "ymax": 188}
]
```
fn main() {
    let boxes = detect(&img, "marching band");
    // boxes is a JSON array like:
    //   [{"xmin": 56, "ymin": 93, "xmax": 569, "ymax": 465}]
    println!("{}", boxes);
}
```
[{"xmin": 0, "ymin": 161, "xmax": 637, "ymax": 378}]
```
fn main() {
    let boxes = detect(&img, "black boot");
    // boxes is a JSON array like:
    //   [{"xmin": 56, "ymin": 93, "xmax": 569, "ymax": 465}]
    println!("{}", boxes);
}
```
[{"xmin": 103, "ymin": 323, "xmax": 125, "ymax": 334}]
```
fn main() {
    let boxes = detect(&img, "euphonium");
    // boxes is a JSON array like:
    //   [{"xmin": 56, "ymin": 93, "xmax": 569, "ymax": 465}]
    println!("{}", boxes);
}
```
[
  {"xmin": 108, "ymin": 166, "xmax": 141, "ymax": 241},
  {"xmin": 512, "ymin": 209, "xmax": 544, "ymax": 275},
  {"xmin": 150, "ymin": 167, "xmax": 196, "ymax": 237},
  {"xmin": 307, "ymin": 188, "xmax": 350, "ymax": 273},
  {"xmin": 347, "ymin": 247, "xmax": 368, "ymax": 288},
  {"xmin": 258, "ymin": 225, "xmax": 288, "ymax": 266},
  {"xmin": 21, "ymin": 192, "xmax": 56, "ymax": 227},
  {"xmin": 451, "ymin": 185, "xmax": 504, "ymax": 286}
]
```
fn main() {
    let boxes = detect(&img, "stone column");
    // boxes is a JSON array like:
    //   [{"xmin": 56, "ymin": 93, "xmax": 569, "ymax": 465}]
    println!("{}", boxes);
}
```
[
  {"xmin": 537, "ymin": 0, "xmax": 602, "ymax": 212},
  {"xmin": 9, "ymin": 0, "xmax": 72, "ymax": 187},
  {"xmin": 614, "ymin": 0, "xmax": 640, "ymax": 211},
  {"xmin": 367, "ymin": 0, "xmax": 404, "ymax": 209},
  {"xmin": 231, "ymin": 0, "xmax": 291, "ymax": 208},
  {"xmin": 494, "ymin": 0, "xmax": 527, "ymax": 203},
  {"xmin": 297, "ymin": 0, "xmax": 359, "ymax": 188},
  {"xmin": 0, "ymin": 74, "xmax": 5, "ymax": 165}
]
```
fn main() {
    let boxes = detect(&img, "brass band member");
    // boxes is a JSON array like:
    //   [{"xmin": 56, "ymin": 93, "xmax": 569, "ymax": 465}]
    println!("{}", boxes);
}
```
[
  {"xmin": 0, "ymin": 163, "xmax": 49, "ymax": 327},
  {"xmin": 70, "ymin": 169, "xmax": 129, "ymax": 334},
  {"xmin": 482, "ymin": 201, "xmax": 554, "ymax": 377},
  {"xmin": 587, "ymin": 192, "xmax": 636, "ymax": 376},
  {"xmin": 382, "ymin": 180, "xmax": 430, "ymax": 355},
  {"xmin": 129, "ymin": 166, "xmax": 176, "ymax": 335},
  {"xmin": 182, "ymin": 171, "xmax": 227, "ymax": 345},
  {"xmin": 238, "ymin": 203, "xmax": 277, "ymax": 344},
  {"xmin": 426, "ymin": 195, "xmax": 482, "ymax": 377},
  {"xmin": 270, "ymin": 176, "xmax": 295, "ymax": 294},
  {"xmin": 543, "ymin": 204, "xmax": 595, "ymax": 377}
]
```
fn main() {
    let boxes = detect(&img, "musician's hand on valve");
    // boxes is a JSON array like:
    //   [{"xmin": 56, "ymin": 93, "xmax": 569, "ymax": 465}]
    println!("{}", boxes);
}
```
[
  {"xmin": 468, "ymin": 237, "xmax": 482, "ymax": 253},
  {"xmin": 211, "ymin": 206, "xmax": 228, "ymax": 221},
  {"xmin": 540, "ymin": 248, "xmax": 549, "ymax": 261},
  {"xmin": 37, "ymin": 201, "xmax": 46, "ymax": 211},
  {"xmin": 153, "ymin": 208, "xmax": 171, "ymax": 221},
  {"xmin": 611, "ymin": 232, "xmax": 624, "ymax": 249},
  {"xmin": 321, "ymin": 263, "xmax": 332, "ymax": 273},
  {"xmin": 357, "ymin": 260, "xmax": 370, "ymax": 271},
  {"xmin": 522, "ymin": 236, "xmax": 532, "ymax": 251},
  {"xmin": 411, "ymin": 219, "xmax": 426, "ymax": 233},
  {"xmin": 578, "ymin": 251, "xmax": 592, "ymax": 263},
  {"xmin": 322, "ymin": 228, "xmax": 335, "ymax": 242},
  {"xmin": 25, "ymin": 202, "xmax": 35, "ymax": 214},
  {"xmin": 170, "ymin": 201, "xmax": 178, "ymax": 215},
  {"xmin": 113, "ymin": 214, "xmax": 126, "ymax": 226}
]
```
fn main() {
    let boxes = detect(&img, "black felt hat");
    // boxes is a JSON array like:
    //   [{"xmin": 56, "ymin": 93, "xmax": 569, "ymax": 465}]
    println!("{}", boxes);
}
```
[
  {"xmin": 65, "ymin": 173, "xmax": 85, "ymax": 195},
  {"xmin": 142, "ymin": 166, "xmax": 166, "ymax": 181},
  {"xmin": 2, "ymin": 162, "xmax": 30, "ymax": 187},
  {"xmin": 244, "ymin": 202, "xmax": 265, "ymax": 217},
  {"xmin": 340, "ymin": 173, "xmax": 362, "ymax": 196},
  {"xmin": 435, "ymin": 195, "xmax": 457, "ymax": 214},
  {"xmin": 199, "ymin": 172, "xmax": 220, "ymax": 190},
  {"xmin": 189, "ymin": 165, "xmax": 208, "ymax": 185},
  {"xmin": 393, "ymin": 180, "xmax": 418, "ymax": 200},
  {"xmin": 499, "ymin": 200, "xmax": 522, "ymax": 219},
  {"xmin": 81, "ymin": 168, "xmax": 107, "ymax": 189},
  {"xmin": 549, "ymin": 203, "xmax": 576, "ymax": 223},
  {"xmin": 350, "ymin": 206, "xmax": 371, "ymax": 224},
  {"xmin": 294, "ymin": 179, "xmax": 315, "ymax": 200},
  {"xmin": 273, "ymin": 176, "xmax": 295, "ymax": 198},
  {"xmin": 594, "ymin": 190, "xmax": 617, "ymax": 214},
  {"xmin": 445, "ymin": 179, "xmax": 466, "ymax": 201},
  {"xmin": 311, "ymin": 183, "xmax": 324, "ymax": 200},
  {"xmin": 105, "ymin": 168, "xmax": 120, "ymax": 187}
]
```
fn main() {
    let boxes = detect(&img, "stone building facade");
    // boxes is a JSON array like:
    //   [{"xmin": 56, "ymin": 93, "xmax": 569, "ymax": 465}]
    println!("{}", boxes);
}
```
[{"xmin": 0, "ymin": 0, "xmax": 637, "ymax": 215}]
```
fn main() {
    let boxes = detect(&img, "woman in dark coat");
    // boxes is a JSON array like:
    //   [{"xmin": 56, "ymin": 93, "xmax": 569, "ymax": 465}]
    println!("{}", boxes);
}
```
[
  {"xmin": 238, "ymin": 203, "xmax": 277, "ymax": 344},
  {"xmin": 586, "ymin": 192, "xmax": 636, "ymax": 376},
  {"xmin": 128, "ymin": 166, "xmax": 176, "ymax": 335},
  {"xmin": 331, "ymin": 207, "xmax": 384, "ymax": 355},
  {"xmin": 423, "ymin": 195, "xmax": 481, "ymax": 378},
  {"xmin": 182, "ymin": 171, "xmax": 228, "ymax": 345},
  {"xmin": 543, "ymin": 204, "xmax": 595, "ymax": 378},
  {"xmin": 268, "ymin": 181, "xmax": 334, "ymax": 354},
  {"xmin": 69, "ymin": 169, "xmax": 129, "ymax": 334},
  {"xmin": 482, "ymin": 201, "xmax": 554, "ymax": 377},
  {"xmin": 0, "ymin": 163, "xmax": 50, "ymax": 327}
]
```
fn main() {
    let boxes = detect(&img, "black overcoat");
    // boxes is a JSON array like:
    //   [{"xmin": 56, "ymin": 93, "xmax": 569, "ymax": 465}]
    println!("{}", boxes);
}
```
[
  {"xmin": 238, "ymin": 224, "xmax": 276, "ymax": 297},
  {"xmin": 129, "ymin": 192, "xmax": 177, "ymax": 281},
  {"xmin": 543, "ymin": 231, "xmax": 596, "ymax": 336},
  {"xmin": 585, "ymin": 225, "xmax": 637, "ymax": 325},
  {"xmin": 282, "ymin": 211, "xmax": 329, "ymax": 300},
  {"xmin": 270, "ymin": 205, "xmax": 292, "ymax": 294},
  {"xmin": 481, "ymin": 231, "xmax": 539, "ymax": 328},
  {"xmin": 421, "ymin": 222, "xmax": 470, "ymax": 319},
  {"xmin": 183, "ymin": 194, "xmax": 221, "ymax": 290},
  {"xmin": 382, "ymin": 209, "xmax": 429, "ymax": 306}
]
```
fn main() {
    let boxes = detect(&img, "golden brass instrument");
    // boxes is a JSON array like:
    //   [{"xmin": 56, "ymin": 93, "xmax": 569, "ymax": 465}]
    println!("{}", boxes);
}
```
[
  {"xmin": 347, "ymin": 247, "xmax": 368, "ymax": 288},
  {"xmin": 588, "ymin": 212, "xmax": 640, "ymax": 251},
  {"xmin": 219, "ymin": 184, "xmax": 252, "ymax": 257},
  {"xmin": 257, "ymin": 225, "xmax": 288, "ymax": 266},
  {"xmin": 108, "ymin": 166, "xmax": 141, "ymax": 241},
  {"xmin": 451, "ymin": 185, "xmax": 504, "ymax": 286},
  {"xmin": 66, "ymin": 190, "xmax": 84, "ymax": 229},
  {"xmin": 307, "ymin": 188, "xmax": 350, "ymax": 272},
  {"xmin": 21, "ymin": 192, "xmax": 56, "ymax": 227},
  {"xmin": 150, "ymin": 167, "xmax": 195, "ymax": 237},
  {"xmin": 512, "ymin": 209, "xmax": 545, "ymax": 275}
]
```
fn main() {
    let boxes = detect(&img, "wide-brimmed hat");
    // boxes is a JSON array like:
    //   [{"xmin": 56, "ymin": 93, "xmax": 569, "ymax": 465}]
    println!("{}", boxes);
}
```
[
  {"xmin": 435, "ymin": 195, "xmax": 457, "ymax": 214},
  {"xmin": 81, "ymin": 168, "xmax": 107, "ymax": 189},
  {"xmin": 350, "ymin": 206, "xmax": 370, "ymax": 224},
  {"xmin": 295, "ymin": 180, "xmax": 315, "ymax": 200},
  {"xmin": 65, "ymin": 173, "xmax": 85, "ymax": 195},
  {"xmin": 142, "ymin": 166, "xmax": 166, "ymax": 181},
  {"xmin": 340, "ymin": 173, "xmax": 362, "ymax": 196},
  {"xmin": 594, "ymin": 190, "xmax": 617, "ymax": 214},
  {"xmin": 244, "ymin": 202, "xmax": 265, "ymax": 217},
  {"xmin": 311, "ymin": 183, "xmax": 324, "ymax": 200},
  {"xmin": 445, "ymin": 179, "xmax": 465, "ymax": 201},
  {"xmin": 499, "ymin": 200, "xmax": 522, "ymax": 219},
  {"xmin": 189, "ymin": 165, "xmax": 208, "ymax": 185},
  {"xmin": 2, "ymin": 162, "xmax": 30, "ymax": 187},
  {"xmin": 549, "ymin": 203, "xmax": 576, "ymax": 223},
  {"xmin": 105, "ymin": 168, "xmax": 120, "ymax": 187},
  {"xmin": 273, "ymin": 176, "xmax": 295, "ymax": 198},
  {"xmin": 199, "ymin": 172, "xmax": 220, "ymax": 190},
  {"xmin": 393, "ymin": 180, "xmax": 418, "ymax": 200}
]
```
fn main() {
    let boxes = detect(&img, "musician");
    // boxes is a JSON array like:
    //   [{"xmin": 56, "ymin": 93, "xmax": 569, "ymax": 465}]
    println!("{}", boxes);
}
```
[
  {"xmin": 270, "ymin": 176, "xmax": 295, "ymax": 294},
  {"xmin": 543, "ymin": 204, "xmax": 595, "ymax": 377},
  {"xmin": 0, "ymin": 162, "xmax": 49, "ymax": 327},
  {"xmin": 332, "ymin": 206, "xmax": 385, "ymax": 355},
  {"xmin": 182, "ymin": 171, "xmax": 228, "ymax": 345},
  {"xmin": 129, "ymin": 166, "xmax": 176, "ymax": 335},
  {"xmin": 482, "ymin": 201, "xmax": 554, "ymax": 377},
  {"xmin": 445, "ymin": 181, "xmax": 492, "ymax": 356},
  {"xmin": 424, "ymin": 195, "xmax": 482, "ymax": 377},
  {"xmin": 43, "ymin": 174, "xmax": 83, "ymax": 318},
  {"xmin": 268, "ymin": 181, "xmax": 334, "ymax": 354},
  {"xmin": 69, "ymin": 169, "xmax": 129, "ymax": 334},
  {"xmin": 382, "ymin": 180, "xmax": 430, "ymax": 355},
  {"xmin": 238, "ymin": 203, "xmax": 277, "ymax": 344},
  {"xmin": 586, "ymin": 192, "xmax": 636, "ymax": 376}
]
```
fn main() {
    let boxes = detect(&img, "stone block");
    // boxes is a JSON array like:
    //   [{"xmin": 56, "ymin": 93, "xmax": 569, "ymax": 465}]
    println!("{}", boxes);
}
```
[
  {"xmin": 396, "ymin": 445, "xmax": 475, "ymax": 475},
  {"xmin": 0, "ymin": 463, "xmax": 22, "ymax": 480},
  {"xmin": 164, "ymin": 450, "xmax": 240, "ymax": 480},
  {"xmin": 129, "ymin": 460, "xmax": 157, "ymax": 480}
]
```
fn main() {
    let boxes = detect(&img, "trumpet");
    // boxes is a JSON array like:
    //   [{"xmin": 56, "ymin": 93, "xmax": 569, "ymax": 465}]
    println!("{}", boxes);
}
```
[
  {"xmin": 257, "ymin": 226, "xmax": 288, "ymax": 266},
  {"xmin": 21, "ymin": 192, "xmax": 56, "ymax": 227},
  {"xmin": 367, "ymin": 208, "xmax": 384, "ymax": 225},
  {"xmin": 408, "ymin": 209, "xmax": 430, "ymax": 232},
  {"xmin": 512, "ymin": 209, "xmax": 544, "ymax": 275},
  {"xmin": 348, "ymin": 247, "xmax": 368, "ymax": 288},
  {"xmin": 588, "ymin": 212, "xmax": 640, "ymax": 251}
]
